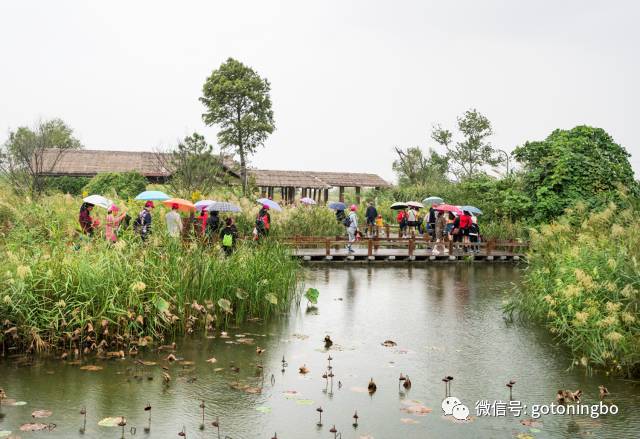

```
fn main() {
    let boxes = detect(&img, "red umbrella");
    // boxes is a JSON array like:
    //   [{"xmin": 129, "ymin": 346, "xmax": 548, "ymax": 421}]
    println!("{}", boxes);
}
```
[{"xmin": 434, "ymin": 204, "xmax": 462, "ymax": 214}]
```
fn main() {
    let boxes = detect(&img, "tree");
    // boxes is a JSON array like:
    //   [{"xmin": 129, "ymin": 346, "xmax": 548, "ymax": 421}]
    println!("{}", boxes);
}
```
[
  {"xmin": 200, "ymin": 58, "xmax": 275, "ymax": 194},
  {"xmin": 83, "ymin": 172, "xmax": 147, "ymax": 200},
  {"xmin": 392, "ymin": 146, "xmax": 449, "ymax": 185},
  {"xmin": 156, "ymin": 132, "xmax": 233, "ymax": 198},
  {"xmin": 431, "ymin": 109, "xmax": 500, "ymax": 179},
  {"xmin": 0, "ymin": 119, "xmax": 83, "ymax": 196},
  {"xmin": 513, "ymin": 125, "xmax": 637, "ymax": 221}
]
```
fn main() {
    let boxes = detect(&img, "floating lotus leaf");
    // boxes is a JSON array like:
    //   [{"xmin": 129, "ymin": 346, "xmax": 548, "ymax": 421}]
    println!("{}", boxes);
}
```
[
  {"xmin": 401, "ymin": 405, "xmax": 432, "ymax": 415},
  {"xmin": 304, "ymin": 288, "xmax": 319, "ymax": 304},
  {"xmin": 217, "ymin": 299, "xmax": 232, "ymax": 313},
  {"xmin": 265, "ymin": 294, "xmax": 278, "ymax": 305},
  {"xmin": 79, "ymin": 365, "xmax": 103, "ymax": 371},
  {"xmin": 98, "ymin": 416, "xmax": 125, "ymax": 427},
  {"xmin": 31, "ymin": 410, "xmax": 52, "ymax": 418},
  {"xmin": 400, "ymin": 418, "xmax": 420, "ymax": 424},
  {"xmin": 255, "ymin": 406, "xmax": 271, "ymax": 413},
  {"xmin": 295, "ymin": 399, "xmax": 314, "ymax": 406},
  {"xmin": 20, "ymin": 423, "xmax": 49, "ymax": 431}
]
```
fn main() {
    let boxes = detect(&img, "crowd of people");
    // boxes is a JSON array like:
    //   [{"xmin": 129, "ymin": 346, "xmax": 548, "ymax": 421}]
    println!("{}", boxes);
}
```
[
  {"xmin": 334, "ymin": 202, "xmax": 481, "ymax": 254},
  {"xmin": 77, "ymin": 200, "xmax": 266, "ymax": 255}
]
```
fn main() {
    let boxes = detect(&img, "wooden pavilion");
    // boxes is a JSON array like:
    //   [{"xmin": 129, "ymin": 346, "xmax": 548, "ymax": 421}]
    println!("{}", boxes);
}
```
[{"xmin": 40, "ymin": 149, "xmax": 390, "ymax": 203}]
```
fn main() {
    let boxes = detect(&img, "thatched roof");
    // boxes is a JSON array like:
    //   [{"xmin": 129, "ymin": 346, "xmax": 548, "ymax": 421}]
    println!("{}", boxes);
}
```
[
  {"xmin": 40, "ymin": 149, "xmax": 237, "ymax": 178},
  {"xmin": 249, "ymin": 169, "xmax": 389, "ymax": 188},
  {"xmin": 248, "ymin": 170, "xmax": 330, "ymax": 189},
  {"xmin": 40, "ymin": 149, "xmax": 389, "ymax": 188}
]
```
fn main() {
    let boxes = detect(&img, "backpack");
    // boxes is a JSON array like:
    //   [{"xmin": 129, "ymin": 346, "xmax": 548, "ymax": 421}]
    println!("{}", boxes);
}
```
[
  {"xmin": 222, "ymin": 232, "xmax": 233, "ymax": 247},
  {"xmin": 342, "ymin": 216, "xmax": 352, "ymax": 227}
]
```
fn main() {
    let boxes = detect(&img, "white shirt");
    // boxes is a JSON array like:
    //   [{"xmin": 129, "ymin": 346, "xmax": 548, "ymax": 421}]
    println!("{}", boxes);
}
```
[{"xmin": 165, "ymin": 211, "xmax": 183, "ymax": 237}]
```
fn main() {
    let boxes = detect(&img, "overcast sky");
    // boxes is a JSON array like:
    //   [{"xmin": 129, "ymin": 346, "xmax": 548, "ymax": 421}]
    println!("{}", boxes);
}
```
[{"xmin": 1, "ymin": 0, "xmax": 638, "ymax": 182}]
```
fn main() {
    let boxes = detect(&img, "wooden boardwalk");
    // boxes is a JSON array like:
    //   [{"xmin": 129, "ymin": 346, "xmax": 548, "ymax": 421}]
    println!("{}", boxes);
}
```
[{"xmin": 283, "ymin": 236, "xmax": 528, "ymax": 263}]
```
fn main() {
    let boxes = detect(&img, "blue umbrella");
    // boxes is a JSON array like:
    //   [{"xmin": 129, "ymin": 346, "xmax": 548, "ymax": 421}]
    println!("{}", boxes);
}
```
[
  {"xmin": 328, "ymin": 202, "xmax": 346, "ymax": 210},
  {"xmin": 135, "ymin": 190, "xmax": 171, "ymax": 201},
  {"xmin": 459, "ymin": 205, "xmax": 483, "ymax": 215},
  {"xmin": 194, "ymin": 199, "xmax": 216, "ymax": 211},
  {"xmin": 257, "ymin": 198, "xmax": 282, "ymax": 212},
  {"xmin": 423, "ymin": 196, "xmax": 444, "ymax": 205},
  {"xmin": 206, "ymin": 201, "xmax": 241, "ymax": 213}
]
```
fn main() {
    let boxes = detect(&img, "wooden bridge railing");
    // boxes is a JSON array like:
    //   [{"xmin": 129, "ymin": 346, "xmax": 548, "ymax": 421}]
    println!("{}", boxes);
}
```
[{"xmin": 282, "ymin": 235, "xmax": 529, "ymax": 257}]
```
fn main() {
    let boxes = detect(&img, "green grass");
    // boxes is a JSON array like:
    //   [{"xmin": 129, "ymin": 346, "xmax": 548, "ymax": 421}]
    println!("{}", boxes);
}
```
[
  {"xmin": 0, "ymin": 191, "xmax": 300, "ymax": 353},
  {"xmin": 504, "ymin": 199, "xmax": 640, "ymax": 376}
]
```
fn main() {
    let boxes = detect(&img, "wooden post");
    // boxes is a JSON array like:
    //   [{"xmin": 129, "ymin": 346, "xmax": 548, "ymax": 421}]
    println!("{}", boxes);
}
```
[
  {"xmin": 367, "ymin": 239, "xmax": 373, "ymax": 257},
  {"xmin": 408, "ymin": 238, "xmax": 415, "ymax": 257},
  {"xmin": 325, "ymin": 238, "xmax": 330, "ymax": 257},
  {"xmin": 374, "ymin": 234, "xmax": 379, "ymax": 250},
  {"xmin": 323, "ymin": 189, "xmax": 329, "ymax": 204},
  {"xmin": 339, "ymin": 186, "xmax": 344, "ymax": 202},
  {"xmin": 355, "ymin": 186, "xmax": 361, "ymax": 204},
  {"xmin": 448, "ymin": 239, "xmax": 453, "ymax": 255},
  {"xmin": 384, "ymin": 224, "xmax": 390, "ymax": 238}
]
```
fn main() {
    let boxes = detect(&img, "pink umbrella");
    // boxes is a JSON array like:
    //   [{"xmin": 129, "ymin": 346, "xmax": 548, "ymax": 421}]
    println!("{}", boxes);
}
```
[{"xmin": 435, "ymin": 204, "xmax": 462, "ymax": 214}]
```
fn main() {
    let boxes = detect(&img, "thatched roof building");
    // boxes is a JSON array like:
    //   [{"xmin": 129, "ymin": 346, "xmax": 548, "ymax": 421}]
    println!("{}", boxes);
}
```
[{"xmin": 41, "ymin": 149, "xmax": 389, "ymax": 203}]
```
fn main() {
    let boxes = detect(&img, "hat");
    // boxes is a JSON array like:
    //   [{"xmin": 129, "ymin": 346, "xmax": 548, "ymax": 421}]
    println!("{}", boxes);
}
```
[
  {"xmin": 171, "ymin": 203, "xmax": 179, "ymax": 209},
  {"xmin": 350, "ymin": 204, "xmax": 357, "ymax": 211},
  {"xmin": 145, "ymin": 201, "xmax": 155, "ymax": 208},
  {"xmin": 109, "ymin": 204, "xmax": 119, "ymax": 213},
  {"xmin": 262, "ymin": 204, "xmax": 270, "ymax": 210}
]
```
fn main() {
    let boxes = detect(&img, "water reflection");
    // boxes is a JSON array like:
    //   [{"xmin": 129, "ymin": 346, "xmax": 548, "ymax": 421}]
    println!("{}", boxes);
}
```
[{"xmin": 0, "ymin": 265, "xmax": 638, "ymax": 439}]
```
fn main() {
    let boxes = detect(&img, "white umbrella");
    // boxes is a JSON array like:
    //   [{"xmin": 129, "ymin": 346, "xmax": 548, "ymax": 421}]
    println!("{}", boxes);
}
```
[
  {"xmin": 83, "ymin": 194, "xmax": 112, "ymax": 209},
  {"xmin": 300, "ymin": 197, "xmax": 317, "ymax": 205},
  {"xmin": 406, "ymin": 201, "xmax": 425, "ymax": 209}
]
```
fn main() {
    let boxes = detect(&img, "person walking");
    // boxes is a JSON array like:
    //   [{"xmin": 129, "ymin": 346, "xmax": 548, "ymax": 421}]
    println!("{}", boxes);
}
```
[
  {"xmin": 105, "ymin": 204, "xmax": 127, "ymax": 243},
  {"xmin": 78, "ymin": 202, "xmax": 97, "ymax": 237},
  {"xmin": 165, "ymin": 203, "xmax": 183, "ymax": 238},
  {"xmin": 255, "ymin": 205, "xmax": 271, "ymax": 239},
  {"xmin": 365, "ymin": 202, "xmax": 378, "ymax": 237},
  {"xmin": 336, "ymin": 208, "xmax": 346, "ymax": 223},
  {"xmin": 345, "ymin": 204, "xmax": 359, "ymax": 253},
  {"xmin": 407, "ymin": 207, "xmax": 418, "ymax": 237},
  {"xmin": 434, "ymin": 211, "xmax": 447, "ymax": 254},
  {"xmin": 220, "ymin": 217, "xmax": 239, "ymax": 256},
  {"xmin": 397, "ymin": 208, "xmax": 407, "ymax": 238},
  {"xmin": 134, "ymin": 201, "xmax": 154, "ymax": 241},
  {"xmin": 206, "ymin": 210, "xmax": 221, "ymax": 242},
  {"xmin": 459, "ymin": 210, "xmax": 473, "ymax": 252},
  {"xmin": 427, "ymin": 205, "xmax": 437, "ymax": 240}
]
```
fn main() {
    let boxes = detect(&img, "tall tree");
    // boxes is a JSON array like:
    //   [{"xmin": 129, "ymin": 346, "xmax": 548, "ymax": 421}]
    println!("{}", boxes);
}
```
[
  {"xmin": 513, "ymin": 125, "xmax": 637, "ymax": 221},
  {"xmin": 0, "ymin": 118, "xmax": 82, "ymax": 195},
  {"xmin": 156, "ymin": 132, "xmax": 233, "ymax": 198},
  {"xmin": 431, "ymin": 109, "xmax": 500, "ymax": 179},
  {"xmin": 200, "ymin": 58, "xmax": 275, "ymax": 194},
  {"xmin": 392, "ymin": 146, "xmax": 449, "ymax": 185}
]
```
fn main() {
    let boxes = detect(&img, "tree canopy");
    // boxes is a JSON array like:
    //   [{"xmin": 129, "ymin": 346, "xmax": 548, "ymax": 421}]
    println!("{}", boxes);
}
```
[
  {"xmin": 0, "ymin": 118, "xmax": 83, "ymax": 195},
  {"xmin": 513, "ymin": 125, "xmax": 637, "ymax": 221},
  {"xmin": 392, "ymin": 146, "xmax": 449, "ymax": 185},
  {"xmin": 431, "ymin": 109, "xmax": 501, "ymax": 179},
  {"xmin": 200, "ymin": 58, "xmax": 275, "ymax": 194},
  {"xmin": 159, "ymin": 132, "xmax": 231, "ymax": 198}
]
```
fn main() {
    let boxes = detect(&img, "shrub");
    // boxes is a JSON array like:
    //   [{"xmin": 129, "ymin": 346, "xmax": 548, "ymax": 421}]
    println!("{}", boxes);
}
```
[
  {"xmin": 45, "ymin": 176, "xmax": 90, "ymax": 195},
  {"xmin": 83, "ymin": 172, "xmax": 147, "ymax": 200},
  {"xmin": 505, "ymin": 195, "xmax": 640, "ymax": 376}
]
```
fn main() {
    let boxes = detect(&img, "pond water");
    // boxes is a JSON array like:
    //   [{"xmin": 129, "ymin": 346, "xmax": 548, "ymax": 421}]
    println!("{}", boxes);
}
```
[{"xmin": 1, "ymin": 265, "xmax": 638, "ymax": 439}]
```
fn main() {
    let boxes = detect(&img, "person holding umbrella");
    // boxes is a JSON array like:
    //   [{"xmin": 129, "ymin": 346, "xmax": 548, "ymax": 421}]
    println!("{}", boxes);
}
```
[
  {"xmin": 134, "ymin": 201, "xmax": 154, "ymax": 242},
  {"xmin": 105, "ymin": 204, "xmax": 127, "ymax": 243},
  {"xmin": 78, "ymin": 202, "xmax": 98, "ymax": 237},
  {"xmin": 165, "ymin": 203, "xmax": 183, "ymax": 238},
  {"xmin": 206, "ymin": 210, "xmax": 221, "ymax": 241},
  {"xmin": 220, "ymin": 217, "xmax": 239, "ymax": 256},
  {"xmin": 255, "ymin": 204, "xmax": 271, "ymax": 239}
]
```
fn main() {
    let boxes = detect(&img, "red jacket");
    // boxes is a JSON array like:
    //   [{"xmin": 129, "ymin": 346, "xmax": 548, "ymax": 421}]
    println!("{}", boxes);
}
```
[{"xmin": 459, "ymin": 214, "xmax": 472, "ymax": 230}]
